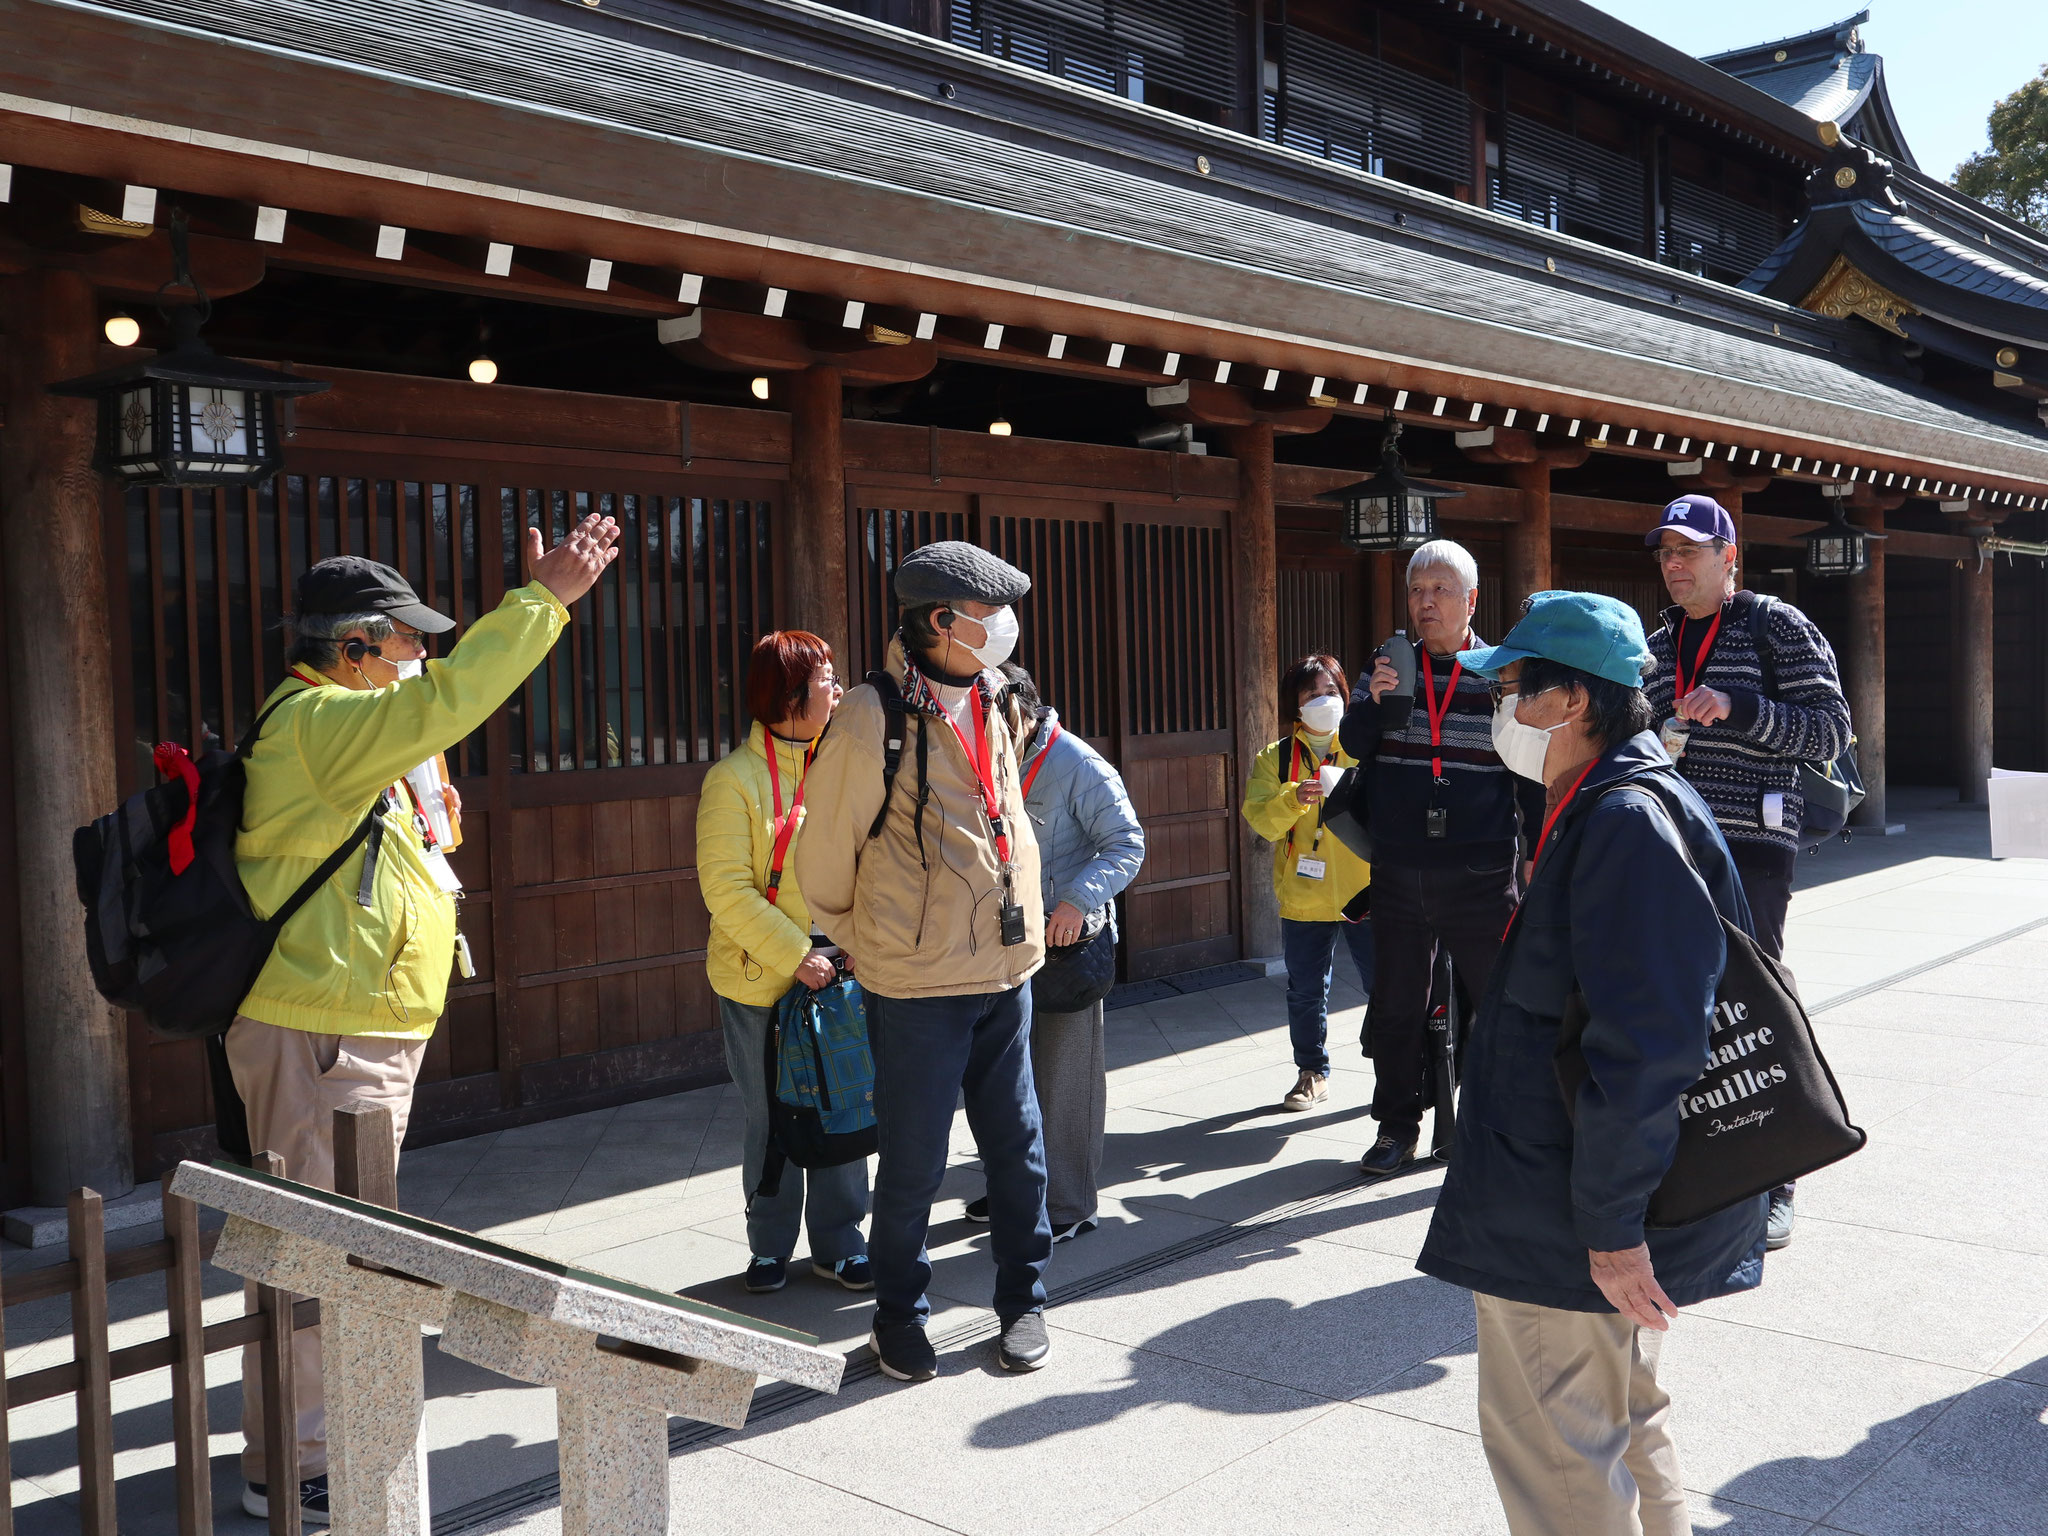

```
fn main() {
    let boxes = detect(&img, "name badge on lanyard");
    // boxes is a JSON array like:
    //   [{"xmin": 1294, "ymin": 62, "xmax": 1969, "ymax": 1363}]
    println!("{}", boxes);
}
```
[{"xmin": 1295, "ymin": 855, "xmax": 1328, "ymax": 881}]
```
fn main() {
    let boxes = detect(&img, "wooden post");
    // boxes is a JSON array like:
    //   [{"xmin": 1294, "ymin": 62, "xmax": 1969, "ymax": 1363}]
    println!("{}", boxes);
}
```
[
  {"xmin": 786, "ymin": 365, "xmax": 849, "ymax": 664},
  {"xmin": 1224, "ymin": 423, "xmax": 1282, "ymax": 960},
  {"xmin": 68, "ymin": 1188, "xmax": 117, "ymax": 1536},
  {"xmin": 162, "ymin": 1170, "xmax": 213, "ymax": 1536},
  {"xmin": 0, "ymin": 270, "xmax": 133, "ymax": 1204},
  {"xmin": 1719, "ymin": 488, "xmax": 1745, "ymax": 587},
  {"xmin": 1367, "ymin": 552, "xmax": 1396, "ymax": 649},
  {"xmin": 1956, "ymin": 550, "xmax": 1995, "ymax": 803},
  {"xmin": 334, "ymin": 1102, "xmax": 399, "ymax": 1207},
  {"xmin": 1844, "ymin": 503, "xmax": 1889, "ymax": 830},
  {"xmin": 1505, "ymin": 461, "xmax": 1552, "ymax": 611},
  {"xmin": 252, "ymin": 1150, "xmax": 304, "ymax": 1536},
  {"xmin": 0, "ymin": 1254, "xmax": 11, "ymax": 1536}
]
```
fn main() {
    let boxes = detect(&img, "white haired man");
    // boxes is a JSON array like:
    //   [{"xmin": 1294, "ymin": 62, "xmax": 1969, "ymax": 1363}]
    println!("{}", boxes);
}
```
[{"xmin": 1340, "ymin": 541, "xmax": 1544, "ymax": 1175}]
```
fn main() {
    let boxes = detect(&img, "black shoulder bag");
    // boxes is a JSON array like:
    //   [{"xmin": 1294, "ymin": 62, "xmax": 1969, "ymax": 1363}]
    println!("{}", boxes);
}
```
[{"xmin": 1553, "ymin": 783, "xmax": 1866, "ymax": 1228}]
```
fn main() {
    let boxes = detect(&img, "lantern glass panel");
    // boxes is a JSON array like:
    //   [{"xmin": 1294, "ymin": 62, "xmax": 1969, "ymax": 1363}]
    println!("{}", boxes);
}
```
[{"xmin": 184, "ymin": 385, "xmax": 251, "ymax": 464}]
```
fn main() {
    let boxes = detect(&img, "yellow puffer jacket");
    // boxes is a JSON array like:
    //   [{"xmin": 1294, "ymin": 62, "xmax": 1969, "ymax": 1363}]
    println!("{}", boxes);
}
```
[
  {"xmin": 697, "ymin": 722, "xmax": 820, "ymax": 1007},
  {"xmin": 236, "ymin": 583, "xmax": 568, "ymax": 1038},
  {"xmin": 1241, "ymin": 730, "xmax": 1372, "ymax": 923}
]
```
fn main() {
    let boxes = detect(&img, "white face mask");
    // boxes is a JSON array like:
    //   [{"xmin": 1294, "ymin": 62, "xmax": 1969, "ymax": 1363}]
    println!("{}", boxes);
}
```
[
  {"xmin": 395, "ymin": 659, "xmax": 423, "ymax": 681},
  {"xmin": 1490, "ymin": 690, "xmax": 1566, "ymax": 782},
  {"xmin": 1297, "ymin": 695, "xmax": 1345, "ymax": 737},
  {"xmin": 951, "ymin": 606, "xmax": 1019, "ymax": 670}
]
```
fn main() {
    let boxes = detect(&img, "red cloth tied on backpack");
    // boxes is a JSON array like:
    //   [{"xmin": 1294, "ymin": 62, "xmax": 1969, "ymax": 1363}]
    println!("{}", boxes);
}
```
[{"xmin": 153, "ymin": 741, "xmax": 201, "ymax": 875}]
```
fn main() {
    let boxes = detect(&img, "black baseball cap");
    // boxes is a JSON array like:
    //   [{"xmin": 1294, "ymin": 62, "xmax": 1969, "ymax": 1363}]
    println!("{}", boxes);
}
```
[{"xmin": 292, "ymin": 556, "xmax": 455, "ymax": 633}]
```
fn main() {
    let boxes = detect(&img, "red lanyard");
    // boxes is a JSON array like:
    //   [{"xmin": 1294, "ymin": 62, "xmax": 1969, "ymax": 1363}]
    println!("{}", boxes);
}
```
[
  {"xmin": 763, "ymin": 732, "xmax": 814, "ymax": 906},
  {"xmin": 1674, "ymin": 607, "xmax": 1725, "ymax": 703},
  {"xmin": 1285, "ymin": 733, "xmax": 1330, "ymax": 855},
  {"xmin": 1021, "ymin": 723, "xmax": 1063, "ymax": 801},
  {"xmin": 941, "ymin": 687, "xmax": 1012, "ymax": 865},
  {"xmin": 1504, "ymin": 760, "xmax": 1599, "ymax": 940},
  {"xmin": 1422, "ymin": 653, "xmax": 1463, "ymax": 780}
]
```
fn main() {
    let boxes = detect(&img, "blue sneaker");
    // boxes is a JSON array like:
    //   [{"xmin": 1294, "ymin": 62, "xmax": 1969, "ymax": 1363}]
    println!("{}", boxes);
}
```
[
  {"xmin": 743, "ymin": 1256, "xmax": 788, "ymax": 1293},
  {"xmin": 812, "ymin": 1256, "xmax": 875, "ymax": 1291}
]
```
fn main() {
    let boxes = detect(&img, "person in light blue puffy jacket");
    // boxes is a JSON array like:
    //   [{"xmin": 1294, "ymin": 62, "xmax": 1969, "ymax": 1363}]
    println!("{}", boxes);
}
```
[{"xmin": 964, "ymin": 665, "xmax": 1145, "ymax": 1242}]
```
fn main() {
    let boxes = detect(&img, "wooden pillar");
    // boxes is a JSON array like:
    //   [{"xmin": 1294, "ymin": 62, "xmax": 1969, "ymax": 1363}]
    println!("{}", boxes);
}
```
[
  {"xmin": 1843, "ymin": 502, "xmax": 1889, "ymax": 830},
  {"xmin": 1721, "ymin": 489, "xmax": 1745, "ymax": 587},
  {"xmin": 0, "ymin": 270, "xmax": 134, "ymax": 1203},
  {"xmin": 1367, "ymin": 552, "xmax": 1397, "ymax": 648},
  {"xmin": 1956, "ymin": 550, "xmax": 1995, "ymax": 803},
  {"xmin": 785, "ymin": 365, "xmax": 848, "ymax": 665},
  {"xmin": 1225, "ymin": 423, "xmax": 1282, "ymax": 960},
  {"xmin": 1505, "ymin": 461, "xmax": 1552, "ymax": 612}
]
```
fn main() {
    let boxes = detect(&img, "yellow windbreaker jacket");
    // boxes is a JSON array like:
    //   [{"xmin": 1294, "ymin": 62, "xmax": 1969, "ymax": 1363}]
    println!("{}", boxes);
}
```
[
  {"xmin": 236, "ymin": 583, "xmax": 568, "ymax": 1038},
  {"xmin": 697, "ymin": 721, "xmax": 820, "ymax": 1007},
  {"xmin": 1241, "ymin": 730, "xmax": 1372, "ymax": 923}
]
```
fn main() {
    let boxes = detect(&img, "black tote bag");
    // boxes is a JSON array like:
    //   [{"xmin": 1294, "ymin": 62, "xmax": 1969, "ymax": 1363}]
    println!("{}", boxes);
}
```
[{"xmin": 1553, "ymin": 788, "xmax": 1866, "ymax": 1228}]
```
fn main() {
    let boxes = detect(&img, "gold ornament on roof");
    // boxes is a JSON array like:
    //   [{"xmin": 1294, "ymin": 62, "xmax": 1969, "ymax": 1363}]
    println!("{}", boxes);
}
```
[
  {"xmin": 1833, "ymin": 166, "xmax": 1858, "ymax": 189},
  {"xmin": 1800, "ymin": 255, "xmax": 1918, "ymax": 339},
  {"xmin": 1996, "ymin": 347, "xmax": 2020, "ymax": 369}
]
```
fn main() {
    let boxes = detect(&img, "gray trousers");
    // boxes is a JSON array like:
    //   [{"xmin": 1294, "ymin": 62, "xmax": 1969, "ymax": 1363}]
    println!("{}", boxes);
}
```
[
  {"xmin": 719, "ymin": 994, "xmax": 870, "ymax": 1263},
  {"xmin": 1029, "ymin": 1002, "xmax": 1107, "ymax": 1227}
]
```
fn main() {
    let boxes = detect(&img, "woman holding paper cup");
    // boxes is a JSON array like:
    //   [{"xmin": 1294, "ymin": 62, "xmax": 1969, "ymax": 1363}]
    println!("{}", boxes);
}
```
[
  {"xmin": 1240, "ymin": 654, "xmax": 1376, "ymax": 1113},
  {"xmin": 696, "ymin": 631, "xmax": 870, "ymax": 1297}
]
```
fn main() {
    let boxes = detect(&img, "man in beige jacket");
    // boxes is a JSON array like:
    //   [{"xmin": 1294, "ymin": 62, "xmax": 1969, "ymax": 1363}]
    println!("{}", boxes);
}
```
[{"xmin": 798, "ymin": 541, "xmax": 1050, "ymax": 1383}]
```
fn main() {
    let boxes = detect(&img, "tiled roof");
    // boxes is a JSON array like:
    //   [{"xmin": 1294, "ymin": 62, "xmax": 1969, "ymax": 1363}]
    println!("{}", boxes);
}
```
[{"xmin": 22, "ymin": 0, "xmax": 2048, "ymax": 480}]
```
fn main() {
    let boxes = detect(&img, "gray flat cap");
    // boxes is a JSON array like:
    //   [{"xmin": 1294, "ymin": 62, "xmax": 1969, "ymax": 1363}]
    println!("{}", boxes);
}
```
[{"xmin": 893, "ymin": 541, "xmax": 1031, "ymax": 607}]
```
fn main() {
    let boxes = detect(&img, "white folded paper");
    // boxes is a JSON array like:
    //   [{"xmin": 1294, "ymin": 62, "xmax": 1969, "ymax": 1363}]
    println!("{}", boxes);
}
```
[{"xmin": 1988, "ymin": 768, "xmax": 2048, "ymax": 860}]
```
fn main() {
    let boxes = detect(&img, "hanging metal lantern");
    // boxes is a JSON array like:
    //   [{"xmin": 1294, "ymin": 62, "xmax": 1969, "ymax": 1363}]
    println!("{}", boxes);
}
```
[
  {"xmin": 1318, "ymin": 420, "xmax": 1465, "ymax": 552},
  {"xmin": 1801, "ymin": 500, "xmax": 1885, "ymax": 578},
  {"xmin": 50, "ymin": 210, "xmax": 326, "ymax": 487}
]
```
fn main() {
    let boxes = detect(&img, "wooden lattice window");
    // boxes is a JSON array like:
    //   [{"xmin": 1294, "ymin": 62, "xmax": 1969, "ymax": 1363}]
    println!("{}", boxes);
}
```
[
  {"xmin": 510, "ymin": 485, "xmax": 773, "ymax": 772},
  {"xmin": 1122, "ymin": 516, "xmax": 1229, "ymax": 735},
  {"xmin": 983, "ymin": 511, "xmax": 1115, "ymax": 739}
]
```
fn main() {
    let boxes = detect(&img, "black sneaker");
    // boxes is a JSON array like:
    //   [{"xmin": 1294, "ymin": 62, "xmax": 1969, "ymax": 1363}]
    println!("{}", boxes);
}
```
[
  {"xmin": 964, "ymin": 1196, "xmax": 991, "ymax": 1223},
  {"xmin": 242, "ymin": 1476, "xmax": 330, "ymax": 1525},
  {"xmin": 1359, "ymin": 1133, "xmax": 1418, "ymax": 1177},
  {"xmin": 998, "ymin": 1311, "xmax": 1051, "ymax": 1372},
  {"xmin": 743, "ymin": 1256, "xmax": 788, "ymax": 1294},
  {"xmin": 1051, "ymin": 1216, "xmax": 1099, "ymax": 1244},
  {"xmin": 812, "ymin": 1256, "xmax": 875, "ymax": 1291},
  {"xmin": 870, "ymin": 1320, "xmax": 938, "ymax": 1382}
]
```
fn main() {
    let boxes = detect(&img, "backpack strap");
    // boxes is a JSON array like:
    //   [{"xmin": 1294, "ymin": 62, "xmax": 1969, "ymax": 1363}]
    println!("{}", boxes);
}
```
[
  {"xmin": 266, "ymin": 798, "xmax": 386, "ymax": 938},
  {"xmin": 864, "ymin": 669, "xmax": 930, "ymax": 867},
  {"xmin": 1745, "ymin": 593, "xmax": 1779, "ymax": 698}
]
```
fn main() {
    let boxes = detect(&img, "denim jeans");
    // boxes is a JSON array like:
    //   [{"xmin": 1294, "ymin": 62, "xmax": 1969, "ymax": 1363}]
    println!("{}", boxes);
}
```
[
  {"xmin": 1281, "ymin": 917, "xmax": 1378, "ymax": 1077},
  {"xmin": 719, "ymin": 994, "xmax": 870, "ymax": 1264},
  {"xmin": 866, "ymin": 986, "xmax": 1051, "ymax": 1328}
]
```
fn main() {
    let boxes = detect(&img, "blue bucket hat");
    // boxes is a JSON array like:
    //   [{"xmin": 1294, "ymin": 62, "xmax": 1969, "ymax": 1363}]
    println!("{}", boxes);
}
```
[{"xmin": 1457, "ymin": 590, "xmax": 1654, "ymax": 690}]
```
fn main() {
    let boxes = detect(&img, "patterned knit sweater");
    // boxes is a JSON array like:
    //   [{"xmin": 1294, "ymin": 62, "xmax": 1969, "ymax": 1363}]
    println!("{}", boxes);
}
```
[
  {"xmin": 1643, "ymin": 591, "xmax": 1852, "ymax": 872},
  {"xmin": 1340, "ymin": 636, "xmax": 1546, "ymax": 869}
]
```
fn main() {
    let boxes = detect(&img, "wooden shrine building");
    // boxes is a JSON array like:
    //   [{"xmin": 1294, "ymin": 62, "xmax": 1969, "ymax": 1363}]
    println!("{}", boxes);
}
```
[{"xmin": 2, "ymin": 0, "xmax": 2045, "ymax": 1205}]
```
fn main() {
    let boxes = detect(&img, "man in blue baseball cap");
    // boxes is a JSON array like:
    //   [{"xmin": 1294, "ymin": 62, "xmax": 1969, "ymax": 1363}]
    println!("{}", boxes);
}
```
[
  {"xmin": 1643, "ymin": 494, "xmax": 1849, "ymax": 1249},
  {"xmin": 1419, "ymin": 589, "xmax": 1767, "ymax": 1536}
]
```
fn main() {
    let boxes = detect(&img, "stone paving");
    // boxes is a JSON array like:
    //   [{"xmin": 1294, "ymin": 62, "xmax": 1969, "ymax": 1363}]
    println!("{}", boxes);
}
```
[{"xmin": 6, "ymin": 788, "xmax": 2047, "ymax": 1533}]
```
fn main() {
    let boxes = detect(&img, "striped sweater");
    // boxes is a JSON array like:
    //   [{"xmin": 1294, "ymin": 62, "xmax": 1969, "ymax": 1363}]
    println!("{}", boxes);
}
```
[
  {"xmin": 1644, "ymin": 591, "xmax": 1852, "ymax": 870},
  {"xmin": 1341, "ymin": 636, "xmax": 1546, "ymax": 869}
]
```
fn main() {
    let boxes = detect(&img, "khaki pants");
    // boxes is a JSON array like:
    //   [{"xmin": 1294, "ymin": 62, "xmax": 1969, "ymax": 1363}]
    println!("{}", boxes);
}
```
[
  {"xmin": 1473, "ymin": 1292, "xmax": 1692, "ymax": 1536},
  {"xmin": 225, "ymin": 1017, "xmax": 427, "ymax": 1485}
]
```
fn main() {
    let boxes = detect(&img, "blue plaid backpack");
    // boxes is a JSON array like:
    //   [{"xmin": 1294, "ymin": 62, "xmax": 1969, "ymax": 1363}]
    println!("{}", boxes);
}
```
[{"xmin": 756, "ymin": 976, "xmax": 878, "ymax": 1197}]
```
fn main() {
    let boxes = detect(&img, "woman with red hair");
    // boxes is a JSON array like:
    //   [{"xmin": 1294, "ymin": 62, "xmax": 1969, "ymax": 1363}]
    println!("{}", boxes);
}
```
[{"xmin": 697, "ymin": 631, "xmax": 870, "ymax": 1295}]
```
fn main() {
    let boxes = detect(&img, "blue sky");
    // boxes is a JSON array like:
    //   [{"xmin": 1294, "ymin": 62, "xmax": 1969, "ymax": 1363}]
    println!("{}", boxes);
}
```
[{"xmin": 1594, "ymin": 2, "xmax": 2048, "ymax": 180}]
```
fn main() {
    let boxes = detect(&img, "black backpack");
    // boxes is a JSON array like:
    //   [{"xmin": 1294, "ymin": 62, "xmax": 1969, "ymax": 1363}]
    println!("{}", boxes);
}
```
[
  {"xmin": 1746, "ymin": 595, "xmax": 1865, "ymax": 840},
  {"xmin": 73, "ymin": 690, "xmax": 385, "ymax": 1042}
]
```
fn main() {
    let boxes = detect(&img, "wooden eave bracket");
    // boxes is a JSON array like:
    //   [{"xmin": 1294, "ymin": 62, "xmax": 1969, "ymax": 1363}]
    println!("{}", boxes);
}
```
[
  {"xmin": 0, "ymin": 228, "xmax": 264, "ymax": 299},
  {"xmin": 1145, "ymin": 379, "xmax": 1329, "ymax": 435},
  {"xmin": 655, "ymin": 307, "xmax": 934, "ymax": 383}
]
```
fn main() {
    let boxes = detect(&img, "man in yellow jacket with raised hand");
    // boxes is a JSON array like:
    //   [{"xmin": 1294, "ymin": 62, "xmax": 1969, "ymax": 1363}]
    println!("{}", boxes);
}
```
[
  {"xmin": 1242, "ymin": 654, "xmax": 1375, "ymax": 1115},
  {"xmin": 228, "ymin": 512, "xmax": 619, "ymax": 1525}
]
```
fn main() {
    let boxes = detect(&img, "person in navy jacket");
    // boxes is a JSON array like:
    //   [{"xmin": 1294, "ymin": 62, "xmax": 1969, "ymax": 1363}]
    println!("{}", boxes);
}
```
[{"xmin": 1418, "ymin": 591, "xmax": 1768, "ymax": 1536}]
